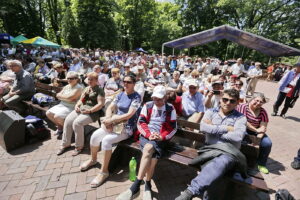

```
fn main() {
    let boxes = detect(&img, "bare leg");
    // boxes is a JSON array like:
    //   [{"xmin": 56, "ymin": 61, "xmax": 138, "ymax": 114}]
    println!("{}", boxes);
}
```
[
  {"xmin": 145, "ymin": 158, "xmax": 158, "ymax": 181},
  {"xmin": 100, "ymin": 150, "xmax": 112, "ymax": 173},
  {"xmin": 91, "ymin": 146, "xmax": 100, "ymax": 161},
  {"xmin": 137, "ymin": 144, "xmax": 155, "ymax": 180},
  {"xmin": 53, "ymin": 115, "xmax": 65, "ymax": 129}
]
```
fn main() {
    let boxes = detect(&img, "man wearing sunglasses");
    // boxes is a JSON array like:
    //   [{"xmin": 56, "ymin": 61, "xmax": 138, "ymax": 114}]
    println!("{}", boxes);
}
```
[{"xmin": 176, "ymin": 89, "xmax": 247, "ymax": 200}]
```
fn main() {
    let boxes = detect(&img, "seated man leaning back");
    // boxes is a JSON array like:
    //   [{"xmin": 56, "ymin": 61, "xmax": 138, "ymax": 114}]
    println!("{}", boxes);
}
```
[{"xmin": 175, "ymin": 88, "xmax": 247, "ymax": 200}]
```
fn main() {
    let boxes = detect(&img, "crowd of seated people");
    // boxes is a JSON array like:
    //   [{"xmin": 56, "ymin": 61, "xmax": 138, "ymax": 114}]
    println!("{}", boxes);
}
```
[{"xmin": 2, "ymin": 45, "xmax": 299, "ymax": 200}]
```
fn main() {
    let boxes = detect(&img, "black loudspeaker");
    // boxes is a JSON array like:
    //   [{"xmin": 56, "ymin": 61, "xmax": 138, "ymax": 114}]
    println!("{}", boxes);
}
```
[{"xmin": 0, "ymin": 110, "xmax": 25, "ymax": 152}]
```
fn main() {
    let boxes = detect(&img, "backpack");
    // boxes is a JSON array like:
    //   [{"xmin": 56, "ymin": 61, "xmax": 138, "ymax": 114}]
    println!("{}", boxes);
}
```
[
  {"xmin": 31, "ymin": 93, "xmax": 55, "ymax": 107},
  {"xmin": 275, "ymin": 189, "xmax": 295, "ymax": 200},
  {"xmin": 25, "ymin": 115, "xmax": 50, "ymax": 143}
]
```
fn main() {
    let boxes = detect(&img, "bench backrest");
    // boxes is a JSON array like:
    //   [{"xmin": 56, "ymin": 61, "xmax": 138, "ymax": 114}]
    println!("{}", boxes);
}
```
[{"xmin": 34, "ymin": 82, "xmax": 62, "ymax": 98}]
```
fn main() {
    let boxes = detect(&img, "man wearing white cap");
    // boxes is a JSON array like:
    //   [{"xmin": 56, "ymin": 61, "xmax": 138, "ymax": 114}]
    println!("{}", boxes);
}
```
[
  {"xmin": 117, "ymin": 85, "xmax": 177, "ymax": 200},
  {"xmin": 182, "ymin": 79, "xmax": 205, "ymax": 123}
]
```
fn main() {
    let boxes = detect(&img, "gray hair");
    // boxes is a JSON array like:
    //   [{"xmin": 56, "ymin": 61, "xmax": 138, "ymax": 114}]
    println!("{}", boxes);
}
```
[
  {"xmin": 7, "ymin": 60, "xmax": 23, "ymax": 68},
  {"xmin": 250, "ymin": 92, "xmax": 267, "ymax": 103},
  {"xmin": 66, "ymin": 71, "xmax": 79, "ymax": 79}
]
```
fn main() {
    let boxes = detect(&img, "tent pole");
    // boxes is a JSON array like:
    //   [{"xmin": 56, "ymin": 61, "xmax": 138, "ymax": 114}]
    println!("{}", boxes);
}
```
[
  {"xmin": 172, "ymin": 48, "xmax": 174, "ymax": 55},
  {"xmin": 297, "ymin": 56, "xmax": 300, "ymax": 63},
  {"xmin": 268, "ymin": 57, "xmax": 272, "ymax": 65},
  {"xmin": 161, "ymin": 44, "xmax": 164, "ymax": 57},
  {"xmin": 241, "ymin": 46, "xmax": 245, "ymax": 58},
  {"xmin": 225, "ymin": 43, "xmax": 229, "ymax": 61}
]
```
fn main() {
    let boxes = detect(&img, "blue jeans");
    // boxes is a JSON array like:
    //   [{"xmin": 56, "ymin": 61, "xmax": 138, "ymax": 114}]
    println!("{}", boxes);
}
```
[
  {"xmin": 258, "ymin": 135, "xmax": 272, "ymax": 166},
  {"xmin": 247, "ymin": 131, "xmax": 272, "ymax": 166},
  {"xmin": 187, "ymin": 154, "xmax": 235, "ymax": 197}
]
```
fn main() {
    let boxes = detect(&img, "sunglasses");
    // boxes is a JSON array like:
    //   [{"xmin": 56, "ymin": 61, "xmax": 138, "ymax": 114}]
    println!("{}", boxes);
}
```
[
  {"xmin": 123, "ymin": 81, "xmax": 133, "ymax": 84},
  {"xmin": 222, "ymin": 98, "xmax": 237, "ymax": 104},
  {"xmin": 67, "ymin": 77, "xmax": 77, "ymax": 80}
]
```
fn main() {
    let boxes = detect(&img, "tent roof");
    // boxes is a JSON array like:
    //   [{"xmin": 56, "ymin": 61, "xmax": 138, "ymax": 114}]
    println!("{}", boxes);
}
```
[
  {"xmin": 10, "ymin": 35, "xmax": 28, "ymax": 45},
  {"xmin": 21, "ymin": 36, "xmax": 60, "ymax": 48},
  {"xmin": 163, "ymin": 25, "xmax": 300, "ymax": 57}
]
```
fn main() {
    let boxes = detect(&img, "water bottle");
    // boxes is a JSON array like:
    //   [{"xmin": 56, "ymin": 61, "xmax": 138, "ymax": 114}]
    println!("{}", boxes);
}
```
[{"xmin": 129, "ymin": 157, "xmax": 137, "ymax": 181}]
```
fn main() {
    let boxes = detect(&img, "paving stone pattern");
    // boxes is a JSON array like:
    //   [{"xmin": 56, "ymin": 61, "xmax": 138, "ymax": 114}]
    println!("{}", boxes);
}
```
[{"xmin": 0, "ymin": 80, "xmax": 299, "ymax": 200}]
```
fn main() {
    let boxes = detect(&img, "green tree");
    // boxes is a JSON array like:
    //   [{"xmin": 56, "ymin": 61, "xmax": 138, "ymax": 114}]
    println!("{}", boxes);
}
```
[
  {"xmin": 61, "ymin": 4, "xmax": 81, "ymax": 47},
  {"xmin": 0, "ymin": 0, "xmax": 44, "ymax": 37},
  {"xmin": 76, "ymin": 0, "xmax": 118, "ymax": 49},
  {"xmin": 116, "ymin": 0, "xmax": 157, "ymax": 50}
]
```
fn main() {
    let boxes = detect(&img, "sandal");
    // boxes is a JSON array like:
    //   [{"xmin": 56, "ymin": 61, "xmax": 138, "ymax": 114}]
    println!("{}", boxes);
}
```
[
  {"xmin": 57, "ymin": 146, "xmax": 71, "ymax": 156},
  {"xmin": 90, "ymin": 172, "xmax": 109, "ymax": 188},
  {"xmin": 72, "ymin": 148, "xmax": 83, "ymax": 156},
  {"xmin": 80, "ymin": 159, "xmax": 98, "ymax": 171}
]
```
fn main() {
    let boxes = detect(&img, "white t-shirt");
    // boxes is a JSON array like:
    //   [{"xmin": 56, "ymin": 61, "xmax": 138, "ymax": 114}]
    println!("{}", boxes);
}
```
[
  {"xmin": 231, "ymin": 63, "xmax": 245, "ymax": 75},
  {"xmin": 140, "ymin": 104, "xmax": 177, "ymax": 134},
  {"xmin": 247, "ymin": 68, "xmax": 262, "ymax": 77}
]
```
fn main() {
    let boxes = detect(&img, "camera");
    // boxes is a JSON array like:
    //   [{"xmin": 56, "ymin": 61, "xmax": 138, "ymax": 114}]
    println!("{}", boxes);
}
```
[{"xmin": 213, "ymin": 90, "xmax": 221, "ymax": 95}]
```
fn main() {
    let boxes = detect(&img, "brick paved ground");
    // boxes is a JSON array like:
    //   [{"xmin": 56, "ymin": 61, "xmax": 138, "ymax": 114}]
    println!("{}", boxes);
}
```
[{"xmin": 0, "ymin": 79, "xmax": 299, "ymax": 200}]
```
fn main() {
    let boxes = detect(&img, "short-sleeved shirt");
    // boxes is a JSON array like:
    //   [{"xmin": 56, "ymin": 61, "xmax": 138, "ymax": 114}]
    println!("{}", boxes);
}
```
[
  {"xmin": 80, "ymin": 85, "xmax": 105, "ymax": 121},
  {"xmin": 236, "ymin": 104, "xmax": 269, "ymax": 128},
  {"xmin": 112, "ymin": 91, "xmax": 141, "ymax": 129}
]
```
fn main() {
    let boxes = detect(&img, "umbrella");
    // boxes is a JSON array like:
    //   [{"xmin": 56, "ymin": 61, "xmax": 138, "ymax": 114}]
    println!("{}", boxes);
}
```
[
  {"xmin": 21, "ymin": 36, "xmax": 60, "ymax": 48},
  {"xmin": 0, "ymin": 33, "xmax": 14, "ymax": 43},
  {"xmin": 135, "ymin": 48, "xmax": 147, "ymax": 53},
  {"xmin": 10, "ymin": 35, "xmax": 28, "ymax": 46}
]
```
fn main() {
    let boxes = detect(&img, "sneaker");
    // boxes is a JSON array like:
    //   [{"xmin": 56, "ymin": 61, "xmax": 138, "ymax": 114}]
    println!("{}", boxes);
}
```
[
  {"xmin": 116, "ymin": 189, "xmax": 140, "ymax": 200},
  {"xmin": 291, "ymin": 160, "xmax": 300, "ymax": 170},
  {"xmin": 280, "ymin": 114, "xmax": 287, "ymax": 119},
  {"xmin": 258, "ymin": 165, "xmax": 269, "ymax": 174},
  {"xmin": 271, "ymin": 112, "xmax": 277, "ymax": 116},
  {"xmin": 175, "ymin": 189, "xmax": 193, "ymax": 200}
]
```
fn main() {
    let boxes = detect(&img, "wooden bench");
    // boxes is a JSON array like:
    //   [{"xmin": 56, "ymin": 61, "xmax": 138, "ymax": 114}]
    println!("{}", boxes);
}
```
[
  {"xmin": 109, "ymin": 118, "xmax": 268, "ymax": 199},
  {"xmin": 23, "ymin": 81, "xmax": 62, "ymax": 115}
]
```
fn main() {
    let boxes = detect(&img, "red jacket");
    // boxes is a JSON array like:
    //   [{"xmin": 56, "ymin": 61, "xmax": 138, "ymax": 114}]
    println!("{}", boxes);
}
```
[{"xmin": 137, "ymin": 102, "xmax": 177, "ymax": 140}]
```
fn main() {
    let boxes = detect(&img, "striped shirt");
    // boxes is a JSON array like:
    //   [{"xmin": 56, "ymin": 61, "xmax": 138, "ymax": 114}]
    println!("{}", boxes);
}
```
[{"xmin": 236, "ymin": 104, "xmax": 269, "ymax": 128}]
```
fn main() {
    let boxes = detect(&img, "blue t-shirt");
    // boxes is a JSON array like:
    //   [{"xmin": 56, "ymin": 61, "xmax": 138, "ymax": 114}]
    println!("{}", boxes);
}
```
[{"xmin": 113, "ymin": 91, "xmax": 141, "ymax": 128}]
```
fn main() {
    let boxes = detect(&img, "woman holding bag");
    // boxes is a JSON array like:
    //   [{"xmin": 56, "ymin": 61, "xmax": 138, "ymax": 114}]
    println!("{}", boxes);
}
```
[{"xmin": 80, "ymin": 73, "xmax": 141, "ymax": 188}]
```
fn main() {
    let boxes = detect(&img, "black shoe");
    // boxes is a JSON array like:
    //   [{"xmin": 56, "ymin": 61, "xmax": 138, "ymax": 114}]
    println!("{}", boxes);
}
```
[
  {"xmin": 271, "ymin": 112, "xmax": 277, "ymax": 116},
  {"xmin": 57, "ymin": 134, "xmax": 62, "ymax": 140},
  {"xmin": 291, "ymin": 160, "xmax": 300, "ymax": 170},
  {"xmin": 175, "ymin": 189, "xmax": 193, "ymax": 200},
  {"xmin": 280, "ymin": 114, "xmax": 286, "ymax": 119}
]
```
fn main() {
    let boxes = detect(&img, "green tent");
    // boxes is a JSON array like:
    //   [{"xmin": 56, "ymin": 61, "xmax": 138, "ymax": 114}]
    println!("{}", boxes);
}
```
[
  {"xmin": 10, "ymin": 35, "xmax": 28, "ymax": 46},
  {"xmin": 21, "ymin": 36, "xmax": 60, "ymax": 48}
]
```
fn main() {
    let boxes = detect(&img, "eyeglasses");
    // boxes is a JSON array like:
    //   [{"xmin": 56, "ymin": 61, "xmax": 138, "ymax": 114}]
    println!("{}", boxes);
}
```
[
  {"xmin": 123, "ymin": 81, "xmax": 133, "ymax": 84},
  {"xmin": 222, "ymin": 98, "xmax": 237, "ymax": 104},
  {"xmin": 254, "ymin": 99, "xmax": 265, "ymax": 104},
  {"xmin": 67, "ymin": 77, "xmax": 77, "ymax": 80}
]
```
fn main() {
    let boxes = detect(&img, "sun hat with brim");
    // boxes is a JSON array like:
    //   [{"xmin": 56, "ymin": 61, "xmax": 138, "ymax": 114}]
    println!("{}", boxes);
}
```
[
  {"xmin": 187, "ymin": 79, "xmax": 198, "ymax": 87},
  {"xmin": 151, "ymin": 85, "xmax": 166, "ymax": 99}
]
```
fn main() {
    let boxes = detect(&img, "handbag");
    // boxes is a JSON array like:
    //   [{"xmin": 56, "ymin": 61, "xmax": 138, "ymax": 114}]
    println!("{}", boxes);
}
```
[{"xmin": 101, "ymin": 115, "xmax": 126, "ymax": 134}]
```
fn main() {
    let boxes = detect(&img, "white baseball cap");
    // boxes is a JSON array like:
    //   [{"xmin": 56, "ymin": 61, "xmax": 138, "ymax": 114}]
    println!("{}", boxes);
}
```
[{"xmin": 151, "ymin": 85, "xmax": 166, "ymax": 99}]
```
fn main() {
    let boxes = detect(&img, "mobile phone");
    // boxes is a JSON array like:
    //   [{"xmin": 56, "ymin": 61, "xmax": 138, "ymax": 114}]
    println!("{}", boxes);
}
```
[{"xmin": 213, "ymin": 90, "xmax": 221, "ymax": 95}]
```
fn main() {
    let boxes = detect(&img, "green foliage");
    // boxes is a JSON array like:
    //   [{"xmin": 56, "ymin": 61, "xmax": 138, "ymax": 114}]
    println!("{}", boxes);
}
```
[
  {"xmin": 0, "ymin": 0, "xmax": 299, "ymax": 63},
  {"xmin": 76, "ymin": 0, "xmax": 118, "ymax": 49}
]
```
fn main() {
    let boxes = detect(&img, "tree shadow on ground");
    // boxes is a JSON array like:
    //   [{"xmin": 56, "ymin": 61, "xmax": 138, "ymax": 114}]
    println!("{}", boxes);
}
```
[{"xmin": 267, "ymin": 158, "xmax": 286, "ymax": 175}]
